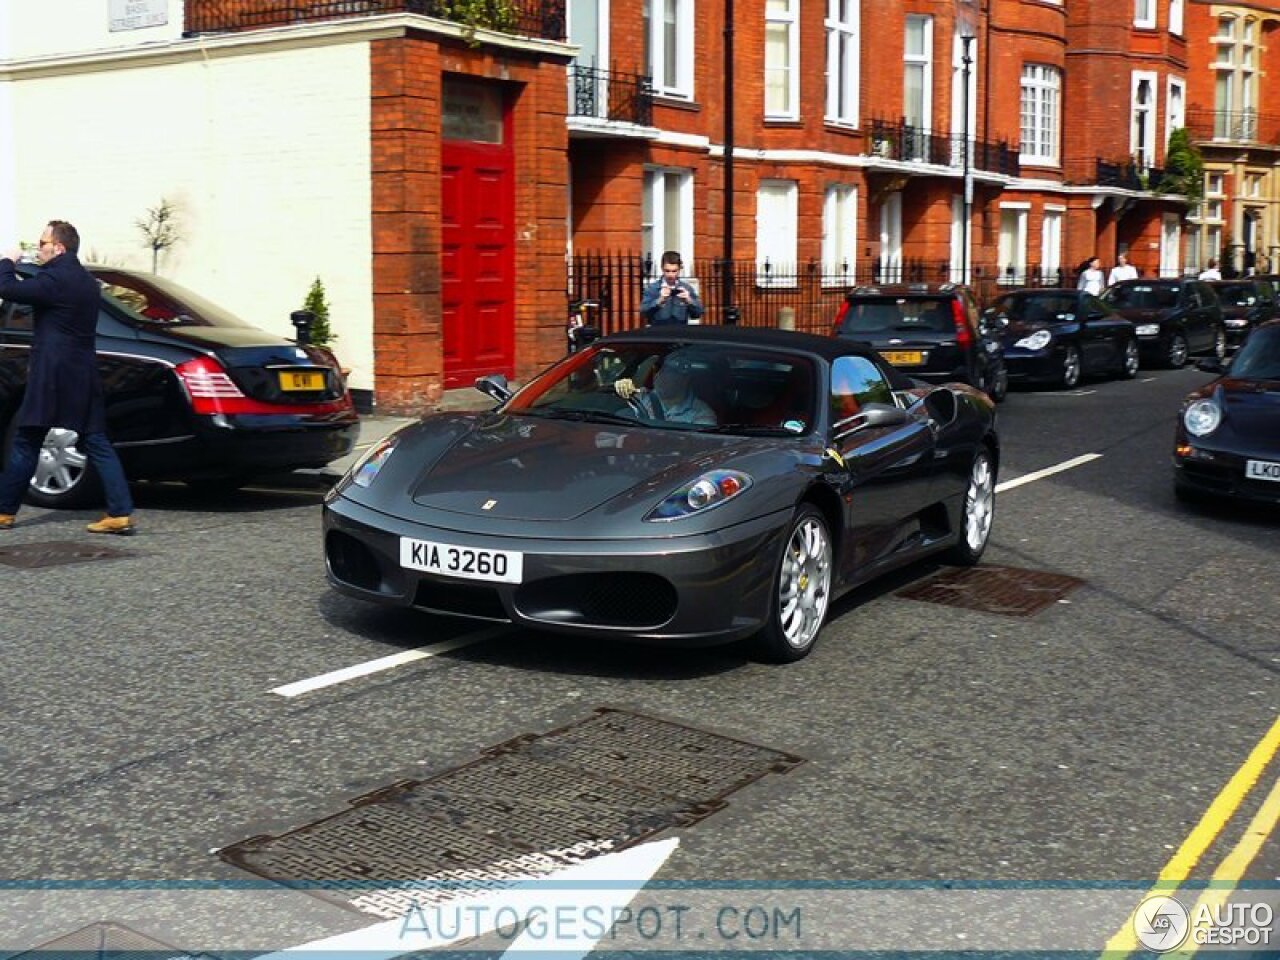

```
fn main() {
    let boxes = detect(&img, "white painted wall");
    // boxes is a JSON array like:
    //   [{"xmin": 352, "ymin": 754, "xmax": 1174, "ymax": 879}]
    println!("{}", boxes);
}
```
[
  {"xmin": 3, "ymin": 1, "xmax": 186, "ymax": 59},
  {"xmin": 4, "ymin": 37, "xmax": 376, "ymax": 391}
]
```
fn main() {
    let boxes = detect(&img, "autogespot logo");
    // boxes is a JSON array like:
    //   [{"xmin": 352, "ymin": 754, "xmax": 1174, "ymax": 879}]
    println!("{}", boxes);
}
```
[{"xmin": 1134, "ymin": 895, "xmax": 1191, "ymax": 952}]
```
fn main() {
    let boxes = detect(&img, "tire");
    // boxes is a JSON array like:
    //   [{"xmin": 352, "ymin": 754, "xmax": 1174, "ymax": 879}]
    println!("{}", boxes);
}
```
[
  {"xmin": 752, "ymin": 505, "xmax": 833, "ymax": 663},
  {"xmin": 1060, "ymin": 345, "xmax": 1081, "ymax": 389},
  {"xmin": 1117, "ymin": 337, "xmax": 1140, "ymax": 380},
  {"xmin": 2, "ymin": 423, "xmax": 99, "ymax": 509},
  {"xmin": 945, "ymin": 448, "xmax": 996, "ymax": 566},
  {"xmin": 1166, "ymin": 332, "xmax": 1189, "ymax": 369},
  {"xmin": 1211, "ymin": 326, "xmax": 1226, "ymax": 361},
  {"xmin": 985, "ymin": 363, "xmax": 1009, "ymax": 403}
]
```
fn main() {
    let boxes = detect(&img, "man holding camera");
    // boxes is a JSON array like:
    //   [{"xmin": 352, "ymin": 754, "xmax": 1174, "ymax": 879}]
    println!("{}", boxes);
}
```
[{"xmin": 641, "ymin": 250, "xmax": 704, "ymax": 326}]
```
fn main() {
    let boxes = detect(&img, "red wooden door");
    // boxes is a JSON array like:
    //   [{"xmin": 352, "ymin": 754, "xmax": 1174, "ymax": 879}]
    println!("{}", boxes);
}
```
[{"xmin": 441, "ymin": 84, "xmax": 515, "ymax": 388}]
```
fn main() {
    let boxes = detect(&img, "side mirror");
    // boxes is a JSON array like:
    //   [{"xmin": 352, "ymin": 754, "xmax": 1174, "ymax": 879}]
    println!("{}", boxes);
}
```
[
  {"xmin": 1195, "ymin": 357, "xmax": 1226, "ymax": 374},
  {"xmin": 859, "ymin": 402, "xmax": 910, "ymax": 429},
  {"xmin": 474, "ymin": 373, "xmax": 512, "ymax": 405}
]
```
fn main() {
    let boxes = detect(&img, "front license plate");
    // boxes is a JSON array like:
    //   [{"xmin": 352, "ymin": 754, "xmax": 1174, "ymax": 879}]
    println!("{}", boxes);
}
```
[
  {"xmin": 279, "ymin": 370, "xmax": 325, "ymax": 391},
  {"xmin": 881, "ymin": 350, "xmax": 925, "ymax": 366},
  {"xmin": 1246, "ymin": 459, "xmax": 1280, "ymax": 482},
  {"xmin": 400, "ymin": 537, "xmax": 524, "ymax": 584}
]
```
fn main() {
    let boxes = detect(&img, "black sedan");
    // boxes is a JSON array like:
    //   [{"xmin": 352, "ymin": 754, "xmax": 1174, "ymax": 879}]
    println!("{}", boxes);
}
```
[
  {"xmin": 1101, "ymin": 277, "xmax": 1226, "ymax": 368},
  {"xmin": 984, "ymin": 289, "xmax": 1139, "ymax": 388},
  {"xmin": 1204, "ymin": 278, "xmax": 1278, "ymax": 350},
  {"xmin": 323, "ymin": 326, "xmax": 999, "ymax": 662},
  {"xmin": 1174, "ymin": 319, "xmax": 1280, "ymax": 505},
  {"xmin": 0, "ymin": 265, "xmax": 359, "ymax": 506}
]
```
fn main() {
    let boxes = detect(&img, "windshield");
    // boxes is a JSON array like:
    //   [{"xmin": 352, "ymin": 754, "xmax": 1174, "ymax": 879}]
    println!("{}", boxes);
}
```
[
  {"xmin": 838, "ymin": 297, "xmax": 954, "ymax": 334},
  {"xmin": 1102, "ymin": 284, "xmax": 1179, "ymax": 309},
  {"xmin": 93, "ymin": 269, "xmax": 254, "ymax": 328},
  {"xmin": 1214, "ymin": 283, "xmax": 1257, "ymax": 307},
  {"xmin": 1230, "ymin": 327, "xmax": 1280, "ymax": 380},
  {"xmin": 990, "ymin": 293, "xmax": 1079, "ymax": 323},
  {"xmin": 506, "ymin": 341, "xmax": 818, "ymax": 434}
]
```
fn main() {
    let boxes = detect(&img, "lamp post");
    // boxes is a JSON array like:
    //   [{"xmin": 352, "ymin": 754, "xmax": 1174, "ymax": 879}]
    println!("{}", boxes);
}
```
[
  {"xmin": 722, "ymin": 0, "xmax": 738, "ymax": 323},
  {"xmin": 960, "ymin": 33, "xmax": 974, "ymax": 285}
]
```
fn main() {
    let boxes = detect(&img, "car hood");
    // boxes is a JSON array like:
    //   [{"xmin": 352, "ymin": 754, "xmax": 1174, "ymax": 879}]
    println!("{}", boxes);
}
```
[
  {"xmin": 1218, "ymin": 377, "xmax": 1280, "ymax": 436},
  {"xmin": 403, "ymin": 413, "xmax": 771, "ymax": 522}
]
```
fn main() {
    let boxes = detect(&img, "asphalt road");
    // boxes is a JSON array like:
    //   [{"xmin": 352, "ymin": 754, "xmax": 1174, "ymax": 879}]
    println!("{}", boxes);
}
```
[{"xmin": 0, "ymin": 365, "xmax": 1276, "ymax": 956}]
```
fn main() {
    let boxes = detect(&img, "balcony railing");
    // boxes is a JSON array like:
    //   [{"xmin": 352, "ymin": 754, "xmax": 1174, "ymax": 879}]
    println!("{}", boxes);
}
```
[
  {"xmin": 184, "ymin": 0, "xmax": 565, "ymax": 42},
  {"xmin": 1185, "ymin": 107, "xmax": 1277, "ymax": 144},
  {"xmin": 1095, "ymin": 158, "xmax": 1165, "ymax": 191},
  {"xmin": 869, "ymin": 117, "xmax": 1020, "ymax": 177},
  {"xmin": 569, "ymin": 65, "xmax": 653, "ymax": 126}
]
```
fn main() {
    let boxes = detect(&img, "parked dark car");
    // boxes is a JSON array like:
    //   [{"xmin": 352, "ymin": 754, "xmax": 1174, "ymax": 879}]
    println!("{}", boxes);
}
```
[
  {"xmin": 324, "ymin": 326, "xmax": 999, "ymax": 662},
  {"xmin": 832, "ymin": 283, "xmax": 1007, "ymax": 401},
  {"xmin": 1173, "ymin": 320, "xmax": 1280, "ymax": 505},
  {"xmin": 983, "ymin": 289, "xmax": 1139, "ymax": 388},
  {"xmin": 0, "ymin": 264, "xmax": 359, "ymax": 507},
  {"xmin": 1100, "ymin": 278, "xmax": 1226, "ymax": 368},
  {"xmin": 1204, "ymin": 278, "xmax": 1278, "ymax": 350}
]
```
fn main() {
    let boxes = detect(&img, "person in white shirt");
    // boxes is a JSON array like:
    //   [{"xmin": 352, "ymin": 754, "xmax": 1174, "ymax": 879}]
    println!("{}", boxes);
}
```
[
  {"xmin": 1077, "ymin": 256, "xmax": 1105, "ymax": 295},
  {"xmin": 1198, "ymin": 258, "xmax": 1222, "ymax": 281},
  {"xmin": 1108, "ymin": 253, "xmax": 1139, "ymax": 285}
]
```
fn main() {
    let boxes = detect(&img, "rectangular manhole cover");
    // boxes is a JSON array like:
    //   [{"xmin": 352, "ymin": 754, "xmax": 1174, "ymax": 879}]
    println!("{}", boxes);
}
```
[
  {"xmin": 0, "ymin": 540, "xmax": 132, "ymax": 569},
  {"xmin": 12, "ymin": 920, "xmax": 207, "ymax": 959},
  {"xmin": 220, "ymin": 708, "xmax": 803, "ymax": 917},
  {"xmin": 897, "ymin": 565, "xmax": 1085, "ymax": 616}
]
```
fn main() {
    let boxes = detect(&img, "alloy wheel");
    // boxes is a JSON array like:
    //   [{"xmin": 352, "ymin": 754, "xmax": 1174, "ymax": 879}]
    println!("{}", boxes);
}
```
[
  {"xmin": 1062, "ymin": 346, "xmax": 1081, "ymax": 388},
  {"xmin": 963, "ymin": 452, "xmax": 995, "ymax": 553},
  {"xmin": 1213, "ymin": 328, "xmax": 1226, "ymax": 361},
  {"xmin": 1121, "ymin": 339, "xmax": 1140, "ymax": 378},
  {"xmin": 32, "ymin": 429, "xmax": 88, "ymax": 498},
  {"xmin": 1169, "ymin": 334, "xmax": 1188, "ymax": 368},
  {"xmin": 777, "ymin": 515, "xmax": 832, "ymax": 650}
]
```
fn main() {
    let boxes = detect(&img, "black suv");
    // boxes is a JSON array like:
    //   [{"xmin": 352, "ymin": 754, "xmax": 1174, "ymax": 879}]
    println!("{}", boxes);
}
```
[
  {"xmin": 1204, "ymin": 278, "xmax": 1278, "ymax": 350},
  {"xmin": 832, "ymin": 283, "xmax": 1007, "ymax": 401},
  {"xmin": 1100, "ymin": 278, "xmax": 1226, "ymax": 367}
]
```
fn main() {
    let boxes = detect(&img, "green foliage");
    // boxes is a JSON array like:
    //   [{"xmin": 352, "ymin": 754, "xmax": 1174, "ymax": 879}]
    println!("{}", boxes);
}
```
[
  {"xmin": 136, "ymin": 198, "xmax": 181, "ymax": 274},
  {"xmin": 1157, "ymin": 128, "xmax": 1205, "ymax": 204},
  {"xmin": 440, "ymin": 0, "xmax": 520, "ymax": 43},
  {"xmin": 302, "ymin": 276, "xmax": 335, "ymax": 347}
]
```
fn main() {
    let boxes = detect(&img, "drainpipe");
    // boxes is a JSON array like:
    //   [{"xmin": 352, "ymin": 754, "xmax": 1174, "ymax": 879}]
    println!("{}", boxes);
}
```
[{"xmin": 722, "ymin": 0, "xmax": 738, "ymax": 324}]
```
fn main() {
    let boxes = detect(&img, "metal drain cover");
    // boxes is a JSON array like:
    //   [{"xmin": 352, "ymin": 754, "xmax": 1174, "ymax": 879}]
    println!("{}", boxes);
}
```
[
  {"xmin": 221, "ymin": 708, "xmax": 802, "ymax": 917},
  {"xmin": 11, "ymin": 921, "xmax": 206, "ymax": 959},
  {"xmin": 897, "ymin": 564, "xmax": 1084, "ymax": 616},
  {"xmin": 0, "ymin": 540, "xmax": 132, "ymax": 569}
]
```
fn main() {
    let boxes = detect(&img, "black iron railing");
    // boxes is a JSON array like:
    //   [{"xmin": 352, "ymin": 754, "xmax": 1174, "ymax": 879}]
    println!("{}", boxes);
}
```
[
  {"xmin": 184, "ymin": 0, "xmax": 565, "ymax": 42},
  {"xmin": 869, "ymin": 117, "xmax": 1020, "ymax": 177},
  {"xmin": 1186, "ymin": 107, "xmax": 1269, "ymax": 143},
  {"xmin": 569, "ymin": 65, "xmax": 653, "ymax": 126},
  {"xmin": 1095, "ymin": 158, "xmax": 1166, "ymax": 191}
]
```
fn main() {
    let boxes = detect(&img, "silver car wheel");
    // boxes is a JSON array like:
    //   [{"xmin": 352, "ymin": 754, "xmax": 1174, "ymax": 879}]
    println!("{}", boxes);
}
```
[
  {"xmin": 1213, "ymin": 328, "xmax": 1226, "ymax": 361},
  {"xmin": 964, "ymin": 453, "xmax": 995, "ymax": 553},
  {"xmin": 777, "ymin": 515, "xmax": 832, "ymax": 650},
  {"xmin": 1169, "ymin": 334, "xmax": 1188, "ymax": 368},
  {"xmin": 32, "ymin": 429, "xmax": 88, "ymax": 497},
  {"xmin": 1123, "ymin": 339, "xmax": 1140, "ymax": 377},
  {"xmin": 1062, "ymin": 346, "xmax": 1081, "ymax": 388}
]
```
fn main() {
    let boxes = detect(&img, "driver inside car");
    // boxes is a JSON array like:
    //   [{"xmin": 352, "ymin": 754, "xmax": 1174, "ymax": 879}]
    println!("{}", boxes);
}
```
[{"xmin": 614, "ymin": 354, "xmax": 718, "ymax": 425}]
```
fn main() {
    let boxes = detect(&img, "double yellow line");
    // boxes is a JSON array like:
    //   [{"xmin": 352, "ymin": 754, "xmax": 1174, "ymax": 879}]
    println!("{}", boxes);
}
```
[{"xmin": 1104, "ymin": 714, "xmax": 1280, "ymax": 957}]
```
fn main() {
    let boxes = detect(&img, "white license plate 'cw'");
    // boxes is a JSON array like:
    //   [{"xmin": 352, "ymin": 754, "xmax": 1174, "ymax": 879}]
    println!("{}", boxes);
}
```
[
  {"xmin": 1246, "ymin": 459, "xmax": 1280, "ymax": 483},
  {"xmin": 400, "ymin": 537, "xmax": 524, "ymax": 584}
]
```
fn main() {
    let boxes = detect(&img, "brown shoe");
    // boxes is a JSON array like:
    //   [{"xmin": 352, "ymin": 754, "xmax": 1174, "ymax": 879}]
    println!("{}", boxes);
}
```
[
  {"xmin": 86, "ymin": 515, "xmax": 135, "ymax": 536},
  {"xmin": 0, "ymin": 514, "xmax": 14, "ymax": 530}
]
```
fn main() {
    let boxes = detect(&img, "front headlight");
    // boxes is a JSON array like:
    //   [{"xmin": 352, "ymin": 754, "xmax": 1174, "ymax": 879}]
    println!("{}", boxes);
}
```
[
  {"xmin": 1014, "ymin": 329, "xmax": 1052, "ymax": 351},
  {"xmin": 1135, "ymin": 324, "xmax": 1160, "ymax": 336},
  {"xmin": 1183, "ymin": 399, "xmax": 1221, "ymax": 437},
  {"xmin": 647, "ymin": 469, "xmax": 753, "ymax": 521},
  {"xmin": 1225, "ymin": 317, "xmax": 1247, "ymax": 328},
  {"xmin": 327, "ymin": 436, "xmax": 398, "ymax": 502}
]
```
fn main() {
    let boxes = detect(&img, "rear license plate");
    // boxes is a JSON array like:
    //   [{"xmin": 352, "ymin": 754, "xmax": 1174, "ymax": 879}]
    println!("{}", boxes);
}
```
[
  {"xmin": 279, "ymin": 370, "xmax": 325, "ymax": 391},
  {"xmin": 881, "ymin": 350, "xmax": 925, "ymax": 366},
  {"xmin": 400, "ymin": 537, "xmax": 524, "ymax": 584},
  {"xmin": 1246, "ymin": 459, "xmax": 1280, "ymax": 482}
]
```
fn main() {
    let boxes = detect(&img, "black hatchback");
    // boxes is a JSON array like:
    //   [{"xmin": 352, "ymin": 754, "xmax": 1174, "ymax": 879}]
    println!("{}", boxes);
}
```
[
  {"xmin": 0, "ymin": 265, "xmax": 359, "ymax": 507},
  {"xmin": 1100, "ymin": 278, "xmax": 1226, "ymax": 368},
  {"xmin": 832, "ymin": 283, "xmax": 1007, "ymax": 401}
]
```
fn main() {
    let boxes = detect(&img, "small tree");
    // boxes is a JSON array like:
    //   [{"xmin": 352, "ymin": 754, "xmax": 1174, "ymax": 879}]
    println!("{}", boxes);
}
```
[
  {"xmin": 302, "ymin": 276, "xmax": 335, "ymax": 347},
  {"xmin": 136, "ymin": 198, "xmax": 181, "ymax": 274},
  {"xmin": 1158, "ymin": 128, "xmax": 1205, "ymax": 204}
]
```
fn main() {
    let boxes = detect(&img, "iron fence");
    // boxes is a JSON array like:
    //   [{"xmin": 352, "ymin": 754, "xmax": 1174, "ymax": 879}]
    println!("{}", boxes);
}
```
[
  {"xmin": 868, "ymin": 117, "xmax": 1020, "ymax": 177},
  {"xmin": 1186, "ymin": 107, "xmax": 1270, "ymax": 143},
  {"xmin": 569, "ymin": 65, "xmax": 653, "ymax": 125},
  {"xmin": 184, "ymin": 0, "xmax": 565, "ymax": 41},
  {"xmin": 1094, "ymin": 157, "xmax": 1166, "ymax": 192}
]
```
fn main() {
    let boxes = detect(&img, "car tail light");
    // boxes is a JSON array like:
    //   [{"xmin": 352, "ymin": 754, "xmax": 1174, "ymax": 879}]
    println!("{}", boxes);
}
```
[
  {"xmin": 175, "ymin": 356, "xmax": 351, "ymax": 416},
  {"xmin": 832, "ymin": 300, "xmax": 850, "ymax": 335},
  {"xmin": 951, "ymin": 299, "xmax": 973, "ymax": 348}
]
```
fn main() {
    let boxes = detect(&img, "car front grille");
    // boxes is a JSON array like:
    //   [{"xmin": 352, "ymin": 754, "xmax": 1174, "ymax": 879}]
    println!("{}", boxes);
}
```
[
  {"xmin": 413, "ymin": 580, "xmax": 510, "ymax": 621},
  {"xmin": 515, "ymin": 573, "xmax": 677, "ymax": 629}
]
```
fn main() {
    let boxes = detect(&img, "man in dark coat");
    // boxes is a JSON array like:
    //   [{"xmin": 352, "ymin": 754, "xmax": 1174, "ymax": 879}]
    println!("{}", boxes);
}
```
[{"xmin": 0, "ymin": 220, "xmax": 135, "ymax": 534}]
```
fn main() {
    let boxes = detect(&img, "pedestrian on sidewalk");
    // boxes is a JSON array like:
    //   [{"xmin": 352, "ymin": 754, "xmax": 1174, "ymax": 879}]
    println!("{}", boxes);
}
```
[
  {"xmin": 1108, "ymin": 253, "xmax": 1138, "ymax": 285},
  {"xmin": 641, "ymin": 250, "xmax": 704, "ymax": 326},
  {"xmin": 1077, "ymin": 256, "xmax": 1105, "ymax": 296},
  {"xmin": 0, "ymin": 220, "xmax": 136, "ymax": 535}
]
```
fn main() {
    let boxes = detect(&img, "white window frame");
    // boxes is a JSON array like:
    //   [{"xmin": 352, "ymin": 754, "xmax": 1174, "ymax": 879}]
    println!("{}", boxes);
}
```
[
  {"xmin": 1135, "ymin": 0, "xmax": 1155, "ymax": 29},
  {"xmin": 765, "ymin": 0, "xmax": 800, "ymax": 120},
  {"xmin": 903, "ymin": 15, "xmax": 933, "ymax": 135},
  {"xmin": 1169, "ymin": 0, "xmax": 1183, "ymax": 36},
  {"xmin": 1131, "ymin": 71, "xmax": 1158, "ymax": 170},
  {"xmin": 1020, "ymin": 64, "xmax": 1061, "ymax": 166},
  {"xmin": 998, "ymin": 204, "xmax": 1029, "ymax": 286},
  {"xmin": 1041, "ymin": 207, "xmax": 1064, "ymax": 284},
  {"xmin": 879, "ymin": 192, "xmax": 902, "ymax": 282},
  {"xmin": 825, "ymin": 0, "xmax": 860, "ymax": 127},
  {"xmin": 642, "ymin": 167, "xmax": 694, "ymax": 275},
  {"xmin": 645, "ymin": 0, "xmax": 694, "ymax": 99},
  {"xmin": 822, "ymin": 184, "xmax": 858, "ymax": 286},
  {"xmin": 757, "ymin": 179, "xmax": 799, "ymax": 286},
  {"xmin": 1166, "ymin": 76, "xmax": 1185, "ymax": 146}
]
